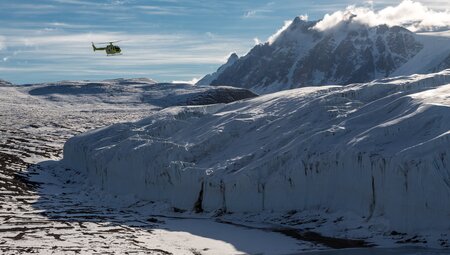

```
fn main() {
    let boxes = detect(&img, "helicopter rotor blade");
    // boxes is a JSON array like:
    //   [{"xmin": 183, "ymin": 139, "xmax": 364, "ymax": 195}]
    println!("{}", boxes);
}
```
[{"xmin": 94, "ymin": 40, "xmax": 122, "ymax": 44}]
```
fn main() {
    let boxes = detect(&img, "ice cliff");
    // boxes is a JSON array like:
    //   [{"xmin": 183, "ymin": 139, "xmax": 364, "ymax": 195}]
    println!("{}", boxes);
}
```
[{"xmin": 63, "ymin": 70, "xmax": 450, "ymax": 232}]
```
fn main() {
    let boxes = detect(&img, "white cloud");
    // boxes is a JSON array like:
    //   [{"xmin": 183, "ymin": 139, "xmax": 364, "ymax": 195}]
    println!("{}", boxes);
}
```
[
  {"xmin": 110, "ymin": 0, "xmax": 133, "ymax": 5},
  {"xmin": 268, "ymin": 20, "xmax": 293, "ymax": 44},
  {"xmin": 0, "ymin": 36, "xmax": 5, "ymax": 50},
  {"xmin": 266, "ymin": 13, "xmax": 308, "ymax": 45},
  {"xmin": 242, "ymin": 2, "xmax": 274, "ymax": 19},
  {"xmin": 314, "ymin": 0, "xmax": 450, "ymax": 32},
  {"xmin": 45, "ymin": 22, "xmax": 93, "ymax": 29},
  {"xmin": 172, "ymin": 77, "xmax": 200, "ymax": 84},
  {"xmin": 137, "ymin": 5, "xmax": 187, "ymax": 15},
  {"xmin": 253, "ymin": 37, "xmax": 261, "ymax": 45},
  {"xmin": 51, "ymin": 0, "xmax": 100, "ymax": 6},
  {"xmin": 243, "ymin": 10, "xmax": 257, "ymax": 18},
  {"xmin": 205, "ymin": 32, "xmax": 216, "ymax": 39},
  {"xmin": 2, "ymin": 3, "xmax": 57, "ymax": 10},
  {"xmin": 299, "ymin": 14, "xmax": 308, "ymax": 21}
]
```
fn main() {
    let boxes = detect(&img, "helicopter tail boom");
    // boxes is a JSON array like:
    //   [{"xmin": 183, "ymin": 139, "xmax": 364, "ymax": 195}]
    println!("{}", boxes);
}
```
[{"xmin": 92, "ymin": 42, "xmax": 106, "ymax": 52}]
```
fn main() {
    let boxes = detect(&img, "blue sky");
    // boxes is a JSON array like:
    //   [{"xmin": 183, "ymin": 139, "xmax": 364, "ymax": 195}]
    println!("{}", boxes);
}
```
[{"xmin": 0, "ymin": 0, "xmax": 449, "ymax": 84}]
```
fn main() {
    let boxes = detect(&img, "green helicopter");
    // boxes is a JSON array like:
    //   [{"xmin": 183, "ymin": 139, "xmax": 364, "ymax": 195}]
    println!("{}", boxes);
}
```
[{"xmin": 92, "ymin": 41, "xmax": 122, "ymax": 56}]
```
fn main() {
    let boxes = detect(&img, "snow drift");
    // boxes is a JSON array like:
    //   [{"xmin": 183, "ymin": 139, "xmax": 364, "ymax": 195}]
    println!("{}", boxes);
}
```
[{"xmin": 63, "ymin": 70, "xmax": 450, "ymax": 232}]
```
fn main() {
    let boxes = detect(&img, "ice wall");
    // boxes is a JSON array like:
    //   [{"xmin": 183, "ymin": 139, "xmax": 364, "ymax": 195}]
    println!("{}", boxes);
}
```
[{"xmin": 63, "ymin": 70, "xmax": 450, "ymax": 232}]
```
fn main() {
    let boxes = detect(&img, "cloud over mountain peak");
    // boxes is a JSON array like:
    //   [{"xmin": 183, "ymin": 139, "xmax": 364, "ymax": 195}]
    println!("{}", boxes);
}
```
[{"xmin": 314, "ymin": 0, "xmax": 450, "ymax": 32}]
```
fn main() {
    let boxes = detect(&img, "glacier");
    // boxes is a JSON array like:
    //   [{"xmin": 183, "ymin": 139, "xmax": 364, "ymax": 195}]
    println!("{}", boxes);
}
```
[{"xmin": 62, "ymin": 70, "xmax": 450, "ymax": 233}]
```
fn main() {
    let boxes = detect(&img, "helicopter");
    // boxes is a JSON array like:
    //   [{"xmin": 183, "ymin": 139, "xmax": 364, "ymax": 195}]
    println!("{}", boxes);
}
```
[{"xmin": 92, "ymin": 41, "xmax": 122, "ymax": 56}]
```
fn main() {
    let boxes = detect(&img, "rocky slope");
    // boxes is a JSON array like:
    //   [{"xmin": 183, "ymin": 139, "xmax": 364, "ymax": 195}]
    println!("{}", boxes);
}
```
[{"xmin": 197, "ymin": 53, "xmax": 239, "ymax": 85}]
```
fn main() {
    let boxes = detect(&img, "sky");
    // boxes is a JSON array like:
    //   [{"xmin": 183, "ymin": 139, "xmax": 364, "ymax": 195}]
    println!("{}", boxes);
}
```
[{"xmin": 0, "ymin": 0, "xmax": 449, "ymax": 84}]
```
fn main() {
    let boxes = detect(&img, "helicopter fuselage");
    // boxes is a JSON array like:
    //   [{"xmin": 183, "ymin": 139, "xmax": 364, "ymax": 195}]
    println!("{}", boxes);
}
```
[{"xmin": 105, "ymin": 44, "xmax": 121, "ymax": 55}]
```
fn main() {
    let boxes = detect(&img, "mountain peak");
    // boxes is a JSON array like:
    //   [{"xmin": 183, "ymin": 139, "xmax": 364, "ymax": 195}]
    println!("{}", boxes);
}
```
[
  {"xmin": 227, "ymin": 53, "xmax": 239, "ymax": 63},
  {"xmin": 292, "ymin": 16, "xmax": 303, "ymax": 24},
  {"xmin": 200, "ymin": 18, "xmax": 450, "ymax": 94},
  {"xmin": 196, "ymin": 53, "xmax": 239, "ymax": 85}
]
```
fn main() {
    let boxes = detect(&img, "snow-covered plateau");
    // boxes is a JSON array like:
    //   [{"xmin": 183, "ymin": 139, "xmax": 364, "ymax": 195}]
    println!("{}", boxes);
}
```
[{"xmin": 63, "ymin": 69, "xmax": 450, "ymax": 242}]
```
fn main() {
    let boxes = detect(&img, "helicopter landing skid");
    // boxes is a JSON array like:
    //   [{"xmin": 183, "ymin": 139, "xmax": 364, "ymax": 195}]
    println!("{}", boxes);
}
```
[{"xmin": 107, "ymin": 53, "xmax": 122, "ymax": 56}]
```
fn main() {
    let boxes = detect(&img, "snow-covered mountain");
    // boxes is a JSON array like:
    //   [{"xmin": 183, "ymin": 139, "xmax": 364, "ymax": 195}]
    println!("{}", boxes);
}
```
[
  {"xmin": 196, "ymin": 53, "xmax": 239, "ymax": 85},
  {"xmin": 198, "ymin": 17, "xmax": 450, "ymax": 94},
  {"xmin": 63, "ymin": 69, "xmax": 450, "ymax": 234}
]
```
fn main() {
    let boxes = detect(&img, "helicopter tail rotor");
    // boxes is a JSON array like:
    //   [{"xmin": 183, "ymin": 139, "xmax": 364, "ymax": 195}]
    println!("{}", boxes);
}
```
[{"xmin": 92, "ymin": 42, "xmax": 97, "ymax": 51}]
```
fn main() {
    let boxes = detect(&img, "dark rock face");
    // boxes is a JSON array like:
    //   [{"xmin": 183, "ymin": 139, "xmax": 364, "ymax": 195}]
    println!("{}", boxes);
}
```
[
  {"xmin": 28, "ymin": 83, "xmax": 110, "ymax": 95},
  {"xmin": 146, "ymin": 85, "xmax": 258, "ymax": 107},
  {"xmin": 432, "ymin": 53, "xmax": 450, "ymax": 72},
  {"xmin": 291, "ymin": 25, "xmax": 422, "ymax": 86},
  {"xmin": 182, "ymin": 87, "xmax": 257, "ymax": 106},
  {"xmin": 200, "ymin": 18, "xmax": 424, "ymax": 93},
  {"xmin": 24, "ymin": 78, "xmax": 257, "ymax": 107}
]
